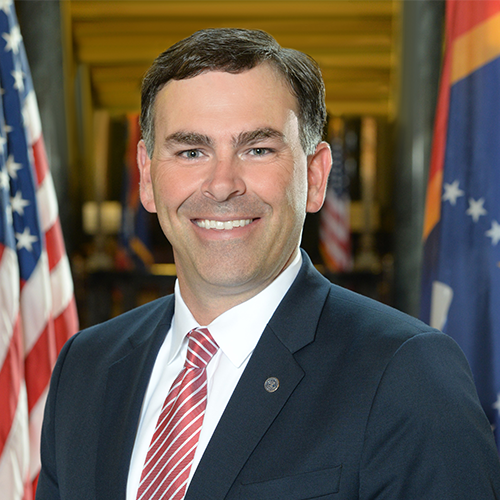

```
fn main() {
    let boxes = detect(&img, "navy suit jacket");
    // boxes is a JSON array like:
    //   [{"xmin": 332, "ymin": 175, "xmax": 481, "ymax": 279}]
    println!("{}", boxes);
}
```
[{"xmin": 37, "ymin": 252, "xmax": 500, "ymax": 499}]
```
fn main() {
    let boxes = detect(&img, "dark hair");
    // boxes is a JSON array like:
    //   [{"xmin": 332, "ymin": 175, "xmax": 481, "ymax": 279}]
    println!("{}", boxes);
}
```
[{"xmin": 140, "ymin": 28, "xmax": 326, "ymax": 156}]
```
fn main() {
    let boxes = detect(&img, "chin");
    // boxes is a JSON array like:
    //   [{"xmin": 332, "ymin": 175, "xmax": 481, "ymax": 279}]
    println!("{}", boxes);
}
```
[
  {"xmin": 202, "ymin": 269, "xmax": 257, "ymax": 289},
  {"xmin": 199, "ymin": 259, "xmax": 267, "ymax": 290}
]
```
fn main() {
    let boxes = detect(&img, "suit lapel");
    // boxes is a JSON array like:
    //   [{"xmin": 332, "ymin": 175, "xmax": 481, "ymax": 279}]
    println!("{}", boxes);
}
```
[
  {"xmin": 186, "ymin": 327, "xmax": 304, "ymax": 500},
  {"xmin": 186, "ymin": 253, "xmax": 331, "ymax": 500},
  {"xmin": 95, "ymin": 297, "xmax": 174, "ymax": 499}
]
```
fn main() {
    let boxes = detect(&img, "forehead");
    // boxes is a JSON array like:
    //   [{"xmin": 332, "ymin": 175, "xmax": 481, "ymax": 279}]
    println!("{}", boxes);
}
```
[{"xmin": 152, "ymin": 64, "xmax": 299, "ymax": 136}]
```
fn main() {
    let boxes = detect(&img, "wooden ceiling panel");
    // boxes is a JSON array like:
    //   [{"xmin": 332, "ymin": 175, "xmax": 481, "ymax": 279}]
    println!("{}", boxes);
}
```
[
  {"xmin": 75, "ymin": 33, "xmax": 391, "ymax": 60},
  {"xmin": 68, "ymin": 0, "xmax": 400, "ymax": 117},
  {"xmin": 70, "ymin": 1, "xmax": 396, "ymax": 18},
  {"xmin": 73, "ymin": 18, "xmax": 394, "ymax": 37}
]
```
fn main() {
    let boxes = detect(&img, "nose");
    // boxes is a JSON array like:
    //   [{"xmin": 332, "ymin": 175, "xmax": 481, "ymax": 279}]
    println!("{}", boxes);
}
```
[{"xmin": 201, "ymin": 157, "xmax": 246, "ymax": 202}]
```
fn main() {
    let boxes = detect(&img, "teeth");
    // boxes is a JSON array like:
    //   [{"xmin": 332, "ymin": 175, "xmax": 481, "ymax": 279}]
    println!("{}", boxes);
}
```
[{"xmin": 196, "ymin": 219, "xmax": 253, "ymax": 230}]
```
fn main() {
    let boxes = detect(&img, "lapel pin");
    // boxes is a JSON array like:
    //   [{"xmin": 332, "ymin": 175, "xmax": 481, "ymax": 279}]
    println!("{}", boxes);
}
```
[{"xmin": 264, "ymin": 377, "xmax": 279, "ymax": 393}]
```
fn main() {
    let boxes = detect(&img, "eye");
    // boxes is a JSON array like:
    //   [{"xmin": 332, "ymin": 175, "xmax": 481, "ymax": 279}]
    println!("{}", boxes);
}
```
[
  {"xmin": 249, "ymin": 147, "xmax": 271, "ymax": 156},
  {"xmin": 179, "ymin": 149, "xmax": 203, "ymax": 159}
]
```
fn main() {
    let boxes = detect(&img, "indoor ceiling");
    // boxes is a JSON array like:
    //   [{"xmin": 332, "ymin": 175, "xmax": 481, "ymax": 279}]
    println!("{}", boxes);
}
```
[{"xmin": 66, "ymin": 0, "xmax": 401, "ymax": 119}]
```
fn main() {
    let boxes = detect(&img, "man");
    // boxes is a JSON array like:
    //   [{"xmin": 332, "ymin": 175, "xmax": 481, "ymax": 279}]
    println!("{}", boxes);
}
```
[{"xmin": 37, "ymin": 29, "xmax": 500, "ymax": 499}]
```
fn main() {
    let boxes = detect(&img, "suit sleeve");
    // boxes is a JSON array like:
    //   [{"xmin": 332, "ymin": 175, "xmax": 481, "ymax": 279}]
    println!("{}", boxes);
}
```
[
  {"xmin": 359, "ymin": 331, "xmax": 500, "ymax": 499},
  {"xmin": 35, "ymin": 334, "xmax": 77, "ymax": 500}
]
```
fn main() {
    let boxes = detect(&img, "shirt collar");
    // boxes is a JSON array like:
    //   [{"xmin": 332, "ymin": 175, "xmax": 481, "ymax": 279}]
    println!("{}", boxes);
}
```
[{"xmin": 169, "ymin": 250, "xmax": 302, "ymax": 368}]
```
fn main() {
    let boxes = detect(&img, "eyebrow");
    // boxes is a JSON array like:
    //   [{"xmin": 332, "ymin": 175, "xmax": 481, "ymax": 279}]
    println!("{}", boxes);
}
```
[
  {"xmin": 233, "ymin": 128, "xmax": 286, "ymax": 148},
  {"xmin": 162, "ymin": 127, "xmax": 286, "ymax": 150},
  {"xmin": 163, "ymin": 131, "xmax": 213, "ymax": 148}
]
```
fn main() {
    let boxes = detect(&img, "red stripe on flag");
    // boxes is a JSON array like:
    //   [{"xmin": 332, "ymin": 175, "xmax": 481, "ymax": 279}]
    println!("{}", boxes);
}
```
[
  {"xmin": 451, "ymin": 0, "xmax": 500, "ymax": 39},
  {"xmin": 31, "ymin": 136, "xmax": 48, "ymax": 187},
  {"xmin": 320, "ymin": 194, "xmax": 351, "ymax": 271},
  {"xmin": 321, "ymin": 231, "xmax": 351, "ymax": 257},
  {"xmin": 24, "ymin": 323, "xmax": 56, "ymax": 414},
  {"xmin": 319, "ymin": 242, "xmax": 347, "ymax": 273},
  {"xmin": 320, "ymin": 215, "xmax": 351, "ymax": 252},
  {"xmin": 31, "ymin": 476, "xmax": 38, "ymax": 499},
  {"xmin": 45, "ymin": 220, "xmax": 65, "ymax": 271},
  {"xmin": 423, "ymin": 1, "xmax": 455, "ymax": 240},
  {"xmin": 323, "ymin": 200, "xmax": 349, "ymax": 230},
  {"xmin": 23, "ymin": 479, "xmax": 33, "ymax": 500},
  {"xmin": 54, "ymin": 298, "xmax": 78, "ymax": 353},
  {"xmin": 0, "ymin": 316, "xmax": 23, "ymax": 458}
]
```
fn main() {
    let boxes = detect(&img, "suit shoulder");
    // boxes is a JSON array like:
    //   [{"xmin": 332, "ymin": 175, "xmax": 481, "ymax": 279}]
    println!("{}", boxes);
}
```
[
  {"xmin": 326, "ymin": 282, "xmax": 433, "ymax": 334},
  {"xmin": 319, "ymin": 282, "xmax": 447, "ymax": 360},
  {"xmin": 70, "ymin": 294, "xmax": 174, "ymax": 352}
]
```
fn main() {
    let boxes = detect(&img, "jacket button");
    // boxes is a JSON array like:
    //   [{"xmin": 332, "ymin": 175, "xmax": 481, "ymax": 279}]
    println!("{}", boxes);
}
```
[{"xmin": 264, "ymin": 377, "xmax": 279, "ymax": 393}]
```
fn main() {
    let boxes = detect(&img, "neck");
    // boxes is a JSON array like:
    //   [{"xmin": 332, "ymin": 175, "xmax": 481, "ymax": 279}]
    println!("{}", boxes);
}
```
[
  {"xmin": 178, "ymin": 279, "xmax": 273, "ymax": 326},
  {"xmin": 176, "ymin": 249, "xmax": 299, "ymax": 325}
]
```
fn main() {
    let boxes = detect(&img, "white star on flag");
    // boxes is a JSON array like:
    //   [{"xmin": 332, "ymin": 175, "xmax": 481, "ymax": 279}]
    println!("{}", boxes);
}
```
[
  {"xmin": 0, "ymin": 133, "xmax": 6, "ymax": 149},
  {"xmin": 0, "ymin": 165, "xmax": 8, "ymax": 189},
  {"xmin": 11, "ymin": 190, "xmax": 29, "ymax": 215},
  {"xmin": 6, "ymin": 153, "xmax": 21, "ymax": 178},
  {"xmin": 466, "ymin": 197, "xmax": 487, "ymax": 222},
  {"xmin": 3, "ymin": 24, "xmax": 22, "ymax": 54},
  {"xmin": 442, "ymin": 180, "xmax": 465, "ymax": 205},
  {"xmin": 0, "ymin": 0, "xmax": 11, "ymax": 15},
  {"xmin": 493, "ymin": 393, "xmax": 500, "ymax": 415},
  {"xmin": 15, "ymin": 226, "xmax": 38, "ymax": 251},
  {"xmin": 486, "ymin": 220, "xmax": 500, "ymax": 246},
  {"xmin": 11, "ymin": 66, "xmax": 24, "ymax": 91},
  {"xmin": 21, "ymin": 101, "xmax": 29, "ymax": 126},
  {"xmin": 5, "ymin": 202, "xmax": 12, "ymax": 226}
]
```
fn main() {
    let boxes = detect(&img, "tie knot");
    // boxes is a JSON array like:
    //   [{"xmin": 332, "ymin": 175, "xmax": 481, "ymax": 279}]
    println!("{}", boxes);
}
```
[{"xmin": 185, "ymin": 327, "xmax": 219, "ymax": 369}]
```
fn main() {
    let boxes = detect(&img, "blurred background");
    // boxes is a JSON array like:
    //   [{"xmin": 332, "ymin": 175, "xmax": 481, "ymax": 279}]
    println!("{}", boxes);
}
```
[
  {"xmin": 17, "ymin": 0, "xmax": 445, "ymax": 328},
  {"xmin": 6, "ymin": 1, "xmax": 500, "ymax": 497}
]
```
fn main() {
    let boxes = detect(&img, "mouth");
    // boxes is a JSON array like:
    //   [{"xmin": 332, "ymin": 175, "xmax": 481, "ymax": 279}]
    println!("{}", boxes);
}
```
[{"xmin": 194, "ymin": 218, "xmax": 255, "ymax": 230}]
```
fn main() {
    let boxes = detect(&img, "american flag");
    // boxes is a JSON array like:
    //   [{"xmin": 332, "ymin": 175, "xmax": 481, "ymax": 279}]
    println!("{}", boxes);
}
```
[
  {"xmin": 319, "ymin": 117, "xmax": 353, "ymax": 273},
  {"xmin": 0, "ymin": 1, "xmax": 79, "ymax": 498}
]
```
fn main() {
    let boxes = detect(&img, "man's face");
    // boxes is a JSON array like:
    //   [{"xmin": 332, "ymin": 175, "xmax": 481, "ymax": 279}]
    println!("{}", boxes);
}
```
[{"xmin": 138, "ymin": 63, "xmax": 330, "ymax": 312}]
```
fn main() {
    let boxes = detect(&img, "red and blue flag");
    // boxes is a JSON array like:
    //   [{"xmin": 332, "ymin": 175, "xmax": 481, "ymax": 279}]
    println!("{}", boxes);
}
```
[{"xmin": 421, "ymin": 0, "xmax": 500, "ymax": 445}]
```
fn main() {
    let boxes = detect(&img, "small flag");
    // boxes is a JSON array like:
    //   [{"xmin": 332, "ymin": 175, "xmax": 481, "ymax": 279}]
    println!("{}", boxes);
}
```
[
  {"xmin": 0, "ymin": 1, "xmax": 79, "ymax": 498},
  {"xmin": 320, "ymin": 117, "xmax": 352, "ymax": 272},
  {"xmin": 421, "ymin": 0, "xmax": 500, "ymax": 447},
  {"xmin": 118, "ymin": 113, "xmax": 154, "ymax": 270}
]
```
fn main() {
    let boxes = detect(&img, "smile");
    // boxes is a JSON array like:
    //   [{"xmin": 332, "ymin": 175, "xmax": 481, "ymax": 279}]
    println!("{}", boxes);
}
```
[{"xmin": 195, "ymin": 219, "xmax": 254, "ymax": 230}]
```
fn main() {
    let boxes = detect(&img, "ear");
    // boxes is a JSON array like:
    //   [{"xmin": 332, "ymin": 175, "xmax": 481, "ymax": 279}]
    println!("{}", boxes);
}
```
[
  {"xmin": 306, "ymin": 141, "xmax": 331, "ymax": 213},
  {"xmin": 137, "ymin": 139, "xmax": 157, "ymax": 213}
]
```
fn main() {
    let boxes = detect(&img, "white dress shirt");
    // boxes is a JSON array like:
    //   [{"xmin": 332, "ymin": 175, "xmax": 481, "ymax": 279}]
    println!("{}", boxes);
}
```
[{"xmin": 126, "ymin": 251, "xmax": 302, "ymax": 499}]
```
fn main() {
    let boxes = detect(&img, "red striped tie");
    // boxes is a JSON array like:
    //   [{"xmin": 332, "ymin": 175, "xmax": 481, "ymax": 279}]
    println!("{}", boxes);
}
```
[{"xmin": 137, "ymin": 328, "xmax": 219, "ymax": 500}]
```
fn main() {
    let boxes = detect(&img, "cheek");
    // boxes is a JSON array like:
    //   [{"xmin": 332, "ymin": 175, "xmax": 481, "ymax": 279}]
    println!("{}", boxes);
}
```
[
  {"xmin": 254, "ymin": 163, "xmax": 307, "ymax": 216},
  {"xmin": 151, "ymin": 165, "xmax": 198, "ymax": 212}
]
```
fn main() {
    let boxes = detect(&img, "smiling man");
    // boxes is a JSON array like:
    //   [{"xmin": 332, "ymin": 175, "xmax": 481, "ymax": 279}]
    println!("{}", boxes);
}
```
[
  {"xmin": 37, "ymin": 29, "xmax": 500, "ymax": 500},
  {"xmin": 137, "ymin": 64, "xmax": 329, "ymax": 324}
]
